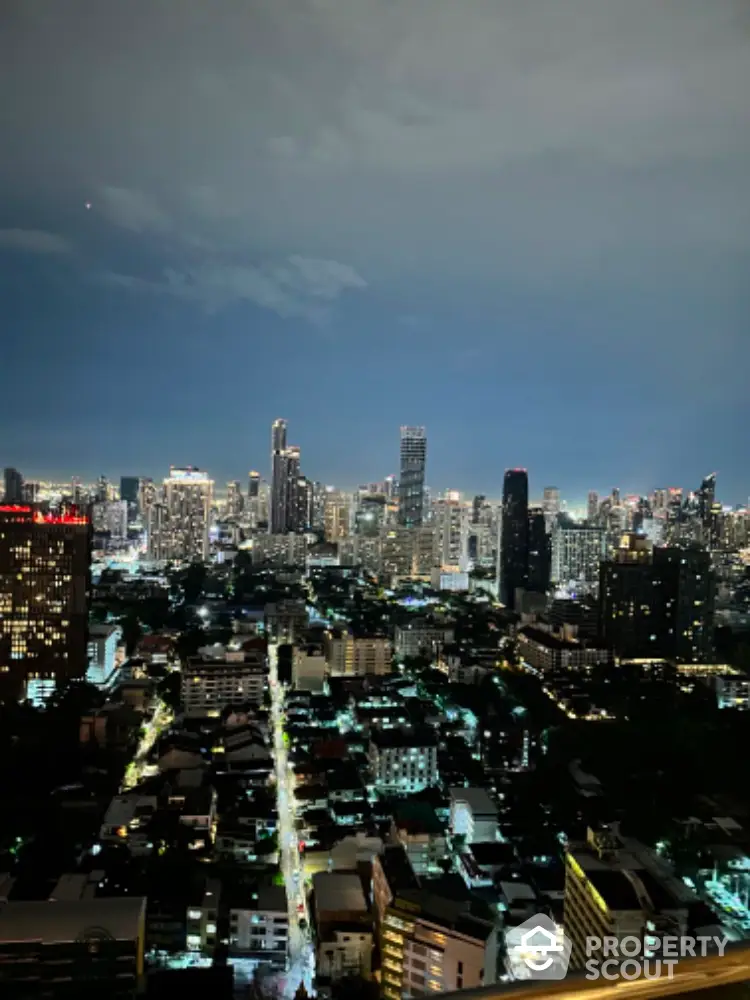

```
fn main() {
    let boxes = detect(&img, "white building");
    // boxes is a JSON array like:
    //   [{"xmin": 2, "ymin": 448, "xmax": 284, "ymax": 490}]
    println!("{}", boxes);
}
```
[
  {"xmin": 394, "ymin": 619, "xmax": 455, "ymax": 659},
  {"xmin": 182, "ymin": 650, "xmax": 267, "ymax": 717},
  {"xmin": 369, "ymin": 729, "xmax": 439, "ymax": 793},
  {"xmin": 449, "ymin": 787, "xmax": 499, "ymax": 844},
  {"xmin": 228, "ymin": 884, "xmax": 289, "ymax": 962},
  {"xmin": 432, "ymin": 493, "xmax": 469, "ymax": 571},
  {"xmin": 324, "ymin": 631, "xmax": 392, "ymax": 677},
  {"xmin": 92, "ymin": 499, "xmax": 129, "ymax": 539},
  {"xmin": 252, "ymin": 532, "xmax": 307, "ymax": 568},
  {"xmin": 324, "ymin": 490, "xmax": 353, "ymax": 542},
  {"xmin": 86, "ymin": 623, "xmax": 124, "ymax": 690},
  {"xmin": 157, "ymin": 467, "xmax": 213, "ymax": 562},
  {"xmin": 551, "ymin": 521, "xmax": 606, "ymax": 595}
]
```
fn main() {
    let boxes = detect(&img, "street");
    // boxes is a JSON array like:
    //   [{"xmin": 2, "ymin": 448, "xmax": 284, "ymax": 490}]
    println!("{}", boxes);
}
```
[
  {"xmin": 121, "ymin": 697, "xmax": 173, "ymax": 791},
  {"xmin": 269, "ymin": 642, "xmax": 315, "ymax": 998}
]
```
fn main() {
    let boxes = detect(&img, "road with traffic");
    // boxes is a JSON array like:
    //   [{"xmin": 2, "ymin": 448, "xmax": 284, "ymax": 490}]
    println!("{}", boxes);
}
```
[
  {"xmin": 121, "ymin": 697, "xmax": 173, "ymax": 791},
  {"xmin": 269, "ymin": 642, "xmax": 315, "ymax": 998}
]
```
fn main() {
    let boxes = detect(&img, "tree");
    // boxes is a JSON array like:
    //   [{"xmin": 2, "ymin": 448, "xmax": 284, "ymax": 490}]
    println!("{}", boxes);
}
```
[
  {"xmin": 120, "ymin": 612, "xmax": 142, "ymax": 655},
  {"xmin": 157, "ymin": 672, "xmax": 181, "ymax": 712}
]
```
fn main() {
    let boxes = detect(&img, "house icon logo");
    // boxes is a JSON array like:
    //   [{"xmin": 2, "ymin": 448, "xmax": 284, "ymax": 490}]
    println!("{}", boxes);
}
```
[{"xmin": 506, "ymin": 913, "xmax": 571, "ymax": 980}]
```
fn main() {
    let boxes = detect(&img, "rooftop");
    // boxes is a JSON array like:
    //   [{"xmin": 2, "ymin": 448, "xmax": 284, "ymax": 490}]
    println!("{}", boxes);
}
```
[
  {"xmin": 0, "ymin": 897, "xmax": 146, "ymax": 944},
  {"xmin": 313, "ymin": 872, "xmax": 368, "ymax": 915}
]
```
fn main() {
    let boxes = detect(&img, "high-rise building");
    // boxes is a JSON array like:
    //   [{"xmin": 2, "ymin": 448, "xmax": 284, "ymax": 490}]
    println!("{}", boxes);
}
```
[
  {"xmin": 293, "ymin": 475, "xmax": 313, "ymax": 532},
  {"xmin": 471, "ymin": 494, "xmax": 486, "ymax": 525},
  {"xmin": 697, "ymin": 473, "xmax": 717, "ymax": 528},
  {"xmin": 3, "ymin": 468, "xmax": 24, "ymax": 504},
  {"xmin": 269, "ymin": 420, "xmax": 305, "ymax": 534},
  {"xmin": 587, "ymin": 491, "xmax": 599, "ymax": 523},
  {"xmin": 159, "ymin": 467, "xmax": 213, "ymax": 562},
  {"xmin": 355, "ymin": 493, "xmax": 387, "ymax": 537},
  {"xmin": 433, "ymin": 492, "xmax": 467, "ymax": 571},
  {"xmin": 564, "ymin": 826, "xmax": 690, "ymax": 970},
  {"xmin": 600, "ymin": 535, "xmax": 715, "ymax": 662},
  {"xmin": 542, "ymin": 486, "xmax": 560, "ymax": 522},
  {"xmin": 324, "ymin": 491, "xmax": 352, "ymax": 542},
  {"xmin": 551, "ymin": 517, "xmax": 606, "ymax": 595},
  {"xmin": 373, "ymin": 846, "xmax": 497, "ymax": 1000},
  {"xmin": 398, "ymin": 426, "xmax": 427, "ymax": 528},
  {"xmin": 248, "ymin": 470, "xmax": 260, "ymax": 499},
  {"xmin": 0, "ymin": 504, "xmax": 91, "ymax": 701},
  {"xmin": 500, "ymin": 469, "xmax": 529, "ymax": 610},
  {"xmin": 270, "ymin": 418, "xmax": 288, "ymax": 534},
  {"xmin": 527, "ymin": 506, "xmax": 551, "ymax": 593},
  {"xmin": 225, "ymin": 480, "xmax": 243, "ymax": 519},
  {"xmin": 119, "ymin": 476, "xmax": 140, "ymax": 506},
  {"xmin": 92, "ymin": 500, "xmax": 129, "ymax": 539}
]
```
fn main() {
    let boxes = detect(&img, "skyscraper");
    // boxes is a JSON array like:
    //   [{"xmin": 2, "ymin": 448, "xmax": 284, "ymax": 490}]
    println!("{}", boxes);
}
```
[
  {"xmin": 500, "ymin": 469, "xmax": 529, "ymax": 610},
  {"xmin": 0, "ymin": 503, "xmax": 91, "ymax": 702},
  {"xmin": 587, "ymin": 491, "xmax": 599, "ymax": 523},
  {"xmin": 551, "ymin": 517, "xmax": 606, "ymax": 595},
  {"xmin": 270, "ymin": 418, "xmax": 288, "ymax": 534},
  {"xmin": 433, "ymin": 491, "xmax": 468, "ymax": 571},
  {"xmin": 161, "ymin": 467, "xmax": 213, "ymax": 562},
  {"xmin": 600, "ymin": 537, "xmax": 715, "ymax": 662},
  {"xmin": 120, "ymin": 476, "xmax": 140, "ymax": 506},
  {"xmin": 226, "ymin": 481, "xmax": 243, "ymax": 519},
  {"xmin": 248, "ymin": 470, "xmax": 260, "ymax": 499},
  {"xmin": 542, "ymin": 486, "xmax": 560, "ymax": 517},
  {"xmin": 398, "ymin": 426, "xmax": 427, "ymax": 528},
  {"xmin": 697, "ymin": 473, "xmax": 717, "ymax": 528},
  {"xmin": 527, "ymin": 506, "xmax": 551, "ymax": 594},
  {"xmin": 269, "ymin": 419, "xmax": 304, "ymax": 534},
  {"xmin": 3, "ymin": 468, "xmax": 24, "ymax": 504},
  {"xmin": 283, "ymin": 445, "xmax": 301, "ymax": 530}
]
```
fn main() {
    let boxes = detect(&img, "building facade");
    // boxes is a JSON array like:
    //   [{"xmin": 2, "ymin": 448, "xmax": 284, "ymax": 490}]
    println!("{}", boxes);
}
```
[
  {"xmin": 500, "ymin": 469, "xmax": 529, "ymax": 610},
  {"xmin": 0, "ymin": 504, "xmax": 91, "ymax": 701},
  {"xmin": 398, "ymin": 426, "xmax": 427, "ymax": 529}
]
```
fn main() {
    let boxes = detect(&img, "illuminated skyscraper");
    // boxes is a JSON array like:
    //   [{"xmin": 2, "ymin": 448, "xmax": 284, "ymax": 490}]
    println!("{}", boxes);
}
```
[
  {"xmin": 542, "ymin": 486, "xmax": 560, "ymax": 519},
  {"xmin": 270, "ymin": 418, "xmax": 288, "ymax": 533},
  {"xmin": 161, "ymin": 467, "xmax": 213, "ymax": 562},
  {"xmin": 398, "ymin": 426, "xmax": 427, "ymax": 528},
  {"xmin": 587, "ymin": 491, "xmax": 599, "ymax": 523},
  {"xmin": 248, "ymin": 470, "xmax": 260, "ymax": 499},
  {"xmin": 226, "ymin": 480, "xmax": 243, "ymax": 519},
  {"xmin": 500, "ymin": 468, "xmax": 529, "ymax": 610},
  {"xmin": 600, "ymin": 538, "xmax": 714, "ymax": 662},
  {"xmin": 269, "ymin": 419, "xmax": 304, "ymax": 534},
  {"xmin": 0, "ymin": 504, "xmax": 91, "ymax": 702}
]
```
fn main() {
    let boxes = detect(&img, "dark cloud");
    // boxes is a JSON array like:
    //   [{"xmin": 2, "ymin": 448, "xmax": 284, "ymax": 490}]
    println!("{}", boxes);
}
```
[
  {"xmin": 1, "ymin": 0, "xmax": 749, "ymax": 492},
  {"xmin": 0, "ymin": 229, "xmax": 71, "ymax": 254}
]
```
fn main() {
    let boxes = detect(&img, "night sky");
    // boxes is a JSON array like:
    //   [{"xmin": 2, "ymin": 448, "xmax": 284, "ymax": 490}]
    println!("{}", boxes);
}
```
[{"xmin": 2, "ymin": 0, "xmax": 749, "ymax": 502}]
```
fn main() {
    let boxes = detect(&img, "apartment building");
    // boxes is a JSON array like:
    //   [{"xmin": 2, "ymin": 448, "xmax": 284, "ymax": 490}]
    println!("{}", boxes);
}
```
[
  {"xmin": 564, "ymin": 825, "xmax": 691, "ymax": 969},
  {"xmin": 324, "ymin": 630, "xmax": 392, "ymax": 677}
]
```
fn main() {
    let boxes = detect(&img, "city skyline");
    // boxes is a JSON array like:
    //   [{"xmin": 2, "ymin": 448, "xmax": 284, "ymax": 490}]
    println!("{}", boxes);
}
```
[{"xmin": 2, "ymin": 0, "xmax": 750, "ymax": 501}]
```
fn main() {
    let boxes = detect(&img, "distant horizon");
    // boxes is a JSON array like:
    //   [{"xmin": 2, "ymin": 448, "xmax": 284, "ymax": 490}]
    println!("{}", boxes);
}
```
[
  {"xmin": 10, "ymin": 466, "xmax": 746, "ymax": 509},
  {"xmin": 3, "ymin": 1, "xmax": 749, "ymax": 512}
]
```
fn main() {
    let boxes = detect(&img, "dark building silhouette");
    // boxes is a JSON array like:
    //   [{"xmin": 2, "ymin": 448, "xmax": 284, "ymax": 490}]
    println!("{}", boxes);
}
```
[
  {"xmin": 3, "ymin": 467, "xmax": 24, "ymax": 504},
  {"xmin": 600, "ymin": 534, "xmax": 714, "ymax": 662},
  {"xmin": 527, "ymin": 506, "xmax": 551, "ymax": 593},
  {"xmin": 500, "ymin": 469, "xmax": 529, "ymax": 609},
  {"xmin": 0, "ymin": 503, "xmax": 91, "ymax": 701},
  {"xmin": 120, "ymin": 476, "xmax": 140, "ymax": 507},
  {"xmin": 398, "ymin": 426, "xmax": 427, "ymax": 528}
]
